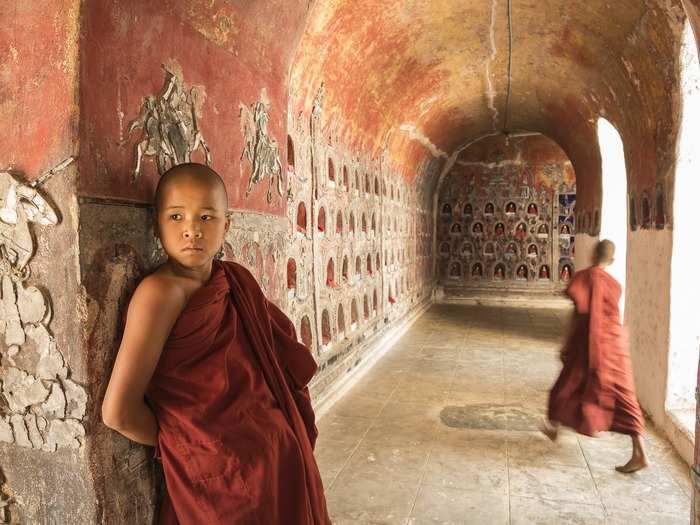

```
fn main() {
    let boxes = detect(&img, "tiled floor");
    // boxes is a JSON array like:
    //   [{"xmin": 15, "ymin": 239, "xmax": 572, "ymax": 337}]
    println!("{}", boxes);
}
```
[{"xmin": 315, "ymin": 303, "xmax": 692, "ymax": 524}]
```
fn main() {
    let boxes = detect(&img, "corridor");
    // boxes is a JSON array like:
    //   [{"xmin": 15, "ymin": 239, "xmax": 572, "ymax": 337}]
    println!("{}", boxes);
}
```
[{"xmin": 315, "ymin": 304, "xmax": 692, "ymax": 524}]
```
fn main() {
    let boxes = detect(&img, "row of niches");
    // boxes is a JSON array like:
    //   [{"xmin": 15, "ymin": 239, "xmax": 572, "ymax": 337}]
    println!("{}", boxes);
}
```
[
  {"xmin": 296, "ymin": 280, "xmax": 411, "ymax": 351},
  {"xmin": 293, "ymin": 201, "xmax": 413, "ymax": 237},
  {"xmin": 286, "ymin": 251, "xmax": 410, "ymax": 295},
  {"xmin": 440, "ymin": 200, "xmax": 545, "ymax": 219},
  {"xmin": 440, "ymin": 219, "xmax": 560, "ymax": 240},
  {"xmin": 439, "ymin": 237, "xmax": 553, "ymax": 261},
  {"xmin": 287, "ymin": 135, "xmax": 410, "ymax": 204},
  {"xmin": 442, "ymin": 259, "xmax": 574, "ymax": 282}
]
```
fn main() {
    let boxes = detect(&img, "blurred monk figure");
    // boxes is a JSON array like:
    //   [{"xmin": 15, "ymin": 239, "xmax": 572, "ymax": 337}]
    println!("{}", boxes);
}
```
[{"xmin": 542, "ymin": 239, "xmax": 647, "ymax": 473}]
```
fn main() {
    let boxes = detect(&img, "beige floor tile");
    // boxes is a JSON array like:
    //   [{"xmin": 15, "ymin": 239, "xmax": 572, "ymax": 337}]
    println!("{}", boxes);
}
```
[
  {"xmin": 508, "ymin": 460, "xmax": 601, "ymax": 505},
  {"xmin": 331, "ymin": 392, "xmax": 387, "ymax": 418},
  {"xmin": 341, "ymin": 440, "xmax": 431, "ymax": 484},
  {"xmin": 313, "ymin": 439, "xmax": 359, "ymax": 488},
  {"xmin": 410, "ymin": 485, "xmax": 509, "ymax": 525},
  {"xmin": 316, "ymin": 414, "xmax": 373, "ymax": 443},
  {"xmin": 510, "ymin": 495, "xmax": 607, "ymax": 525},
  {"xmin": 327, "ymin": 472, "xmax": 418, "ymax": 525},
  {"xmin": 507, "ymin": 430, "xmax": 588, "ymax": 467},
  {"xmin": 593, "ymin": 467, "xmax": 690, "ymax": 516}
]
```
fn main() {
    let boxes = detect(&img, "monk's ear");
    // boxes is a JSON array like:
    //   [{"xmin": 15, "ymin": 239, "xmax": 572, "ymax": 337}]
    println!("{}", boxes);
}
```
[{"xmin": 224, "ymin": 211, "xmax": 232, "ymax": 232}]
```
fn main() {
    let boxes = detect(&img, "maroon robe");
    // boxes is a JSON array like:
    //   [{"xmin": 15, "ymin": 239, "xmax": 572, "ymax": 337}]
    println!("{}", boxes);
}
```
[
  {"xmin": 141, "ymin": 260, "xmax": 330, "ymax": 524},
  {"xmin": 547, "ymin": 266, "xmax": 644, "ymax": 437}
]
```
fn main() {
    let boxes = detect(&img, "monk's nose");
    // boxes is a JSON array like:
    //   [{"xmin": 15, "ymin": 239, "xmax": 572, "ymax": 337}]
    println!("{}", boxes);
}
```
[{"xmin": 183, "ymin": 229, "xmax": 203, "ymax": 239}]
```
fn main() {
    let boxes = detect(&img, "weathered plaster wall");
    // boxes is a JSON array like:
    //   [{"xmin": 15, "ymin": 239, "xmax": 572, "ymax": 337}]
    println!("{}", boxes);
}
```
[
  {"xmin": 0, "ymin": 2, "xmax": 97, "ymax": 523},
  {"xmin": 625, "ymin": 229, "xmax": 673, "ymax": 424}
]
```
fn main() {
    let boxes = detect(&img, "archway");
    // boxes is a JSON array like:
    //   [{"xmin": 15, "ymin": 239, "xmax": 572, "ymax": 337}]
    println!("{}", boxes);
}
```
[
  {"xmin": 597, "ymin": 118, "xmax": 628, "ymax": 312},
  {"xmin": 668, "ymin": 21, "xmax": 700, "ymax": 440}
]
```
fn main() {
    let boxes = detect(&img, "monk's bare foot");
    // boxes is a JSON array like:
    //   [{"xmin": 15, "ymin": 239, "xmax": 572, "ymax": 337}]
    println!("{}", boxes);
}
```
[
  {"xmin": 615, "ymin": 456, "xmax": 648, "ymax": 474},
  {"xmin": 539, "ymin": 421, "xmax": 558, "ymax": 442}
]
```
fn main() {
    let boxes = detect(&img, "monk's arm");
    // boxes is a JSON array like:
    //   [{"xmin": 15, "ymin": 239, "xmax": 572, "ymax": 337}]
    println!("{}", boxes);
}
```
[{"xmin": 102, "ymin": 277, "xmax": 185, "ymax": 446}]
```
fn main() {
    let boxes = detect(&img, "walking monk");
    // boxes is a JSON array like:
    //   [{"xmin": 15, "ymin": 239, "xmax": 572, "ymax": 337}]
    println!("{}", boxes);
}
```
[
  {"xmin": 542, "ymin": 239, "xmax": 648, "ymax": 473},
  {"xmin": 102, "ymin": 163, "xmax": 331, "ymax": 524}
]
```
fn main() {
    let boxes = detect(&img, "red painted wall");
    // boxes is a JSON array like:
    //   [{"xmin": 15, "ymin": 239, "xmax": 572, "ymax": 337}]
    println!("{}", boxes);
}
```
[
  {"xmin": 0, "ymin": 1, "xmax": 79, "ymax": 178},
  {"xmin": 78, "ymin": 0, "xmax": 308, "ymax": 214}
]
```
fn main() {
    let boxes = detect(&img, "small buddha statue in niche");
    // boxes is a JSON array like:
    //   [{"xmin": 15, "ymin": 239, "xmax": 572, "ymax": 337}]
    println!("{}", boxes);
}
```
[
  {"xmin": 527, "ymin": 244, "xmax": 538, "ymax": 258},
  {"xmin": 539, "ymin": 265, "xmax": 550, "ymax": 280},
  {"xmin": 450, "ymin": 262, "xmax": 461, "ymax": 277},
  {"xmin": 537, "ymin": 224, "xmax": 549, "ymax": 238},
  {"xmin": 464, "ymin": 203, "xmax": 473, "ymax": 216},
  {"xmin": 560, "ymin": 265, "xmax": 572, "ymax": 282},
  {"xmin": 506, "ymin": 202, "xmax": 517, "ymax": 214},
  {"xmin": 472, "ymin": 263, "xmax": 483, "ymax": 277},
  {"xmin": 515, "ymin": 222, "xmax": 528, "ymax": 239},
  {"xmin": 561, "ymin": 224, "xmax": 571, "ymax": 235},
  {"xmin": 527, "ymin": 203, "xmax": 538, "ymax": 215},
  {"xmin": 494, "ymin": 265, "xmax": 505, "ymax": 280},
  {"xmin": 505, "ymin": 243, "xmax": 517, "ymax": 258},
  {"xmin": 461, "ymin": 243, "xmax": 473, "ymax": 257},
  {"xmin": 472, "ymin": 222, "xmax": 484, "ymax": 234},
  {"xmin": 494, "ymin": 222, "xmax": 505, "ymax": 236},
  {"xmin": 442, "ymin": 203, "xmax": 452, "ymax": 215},
  {"xmin": 516, "ymin": 265, "xmax": 527, "ymax": 280},
  {"xmin": 450, "ymin": 223, "xmax": 462, "ymax": 234},
  {"xmin": 485, "ymin": 203, "xmax": 495, "ymax": 215}
]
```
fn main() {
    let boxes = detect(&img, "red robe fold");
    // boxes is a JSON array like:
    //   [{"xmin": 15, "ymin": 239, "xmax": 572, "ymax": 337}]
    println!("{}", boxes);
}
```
[
  {"xmin": 143, "ymin": 260, "xmax": 330, "ymax": 525},
  {"xmin": 547, "ymin": 266, "xmax": 645, "ymax": 437}
]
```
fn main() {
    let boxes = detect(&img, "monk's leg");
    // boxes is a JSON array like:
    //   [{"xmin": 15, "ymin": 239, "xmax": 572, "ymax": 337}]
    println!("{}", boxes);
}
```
[{"xmin": 615, "ymin": 433, "xmax": 648, "ymax": 473}]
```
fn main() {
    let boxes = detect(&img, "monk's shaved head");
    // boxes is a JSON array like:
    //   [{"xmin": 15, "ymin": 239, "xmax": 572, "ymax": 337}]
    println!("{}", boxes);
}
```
[
  {"xmin": 154, "ymin": 163, "xmax": 228, "ymax": 211},
  {"xmin": 593, "ymin": 239, "xmax": 615, "ymax": 265}
]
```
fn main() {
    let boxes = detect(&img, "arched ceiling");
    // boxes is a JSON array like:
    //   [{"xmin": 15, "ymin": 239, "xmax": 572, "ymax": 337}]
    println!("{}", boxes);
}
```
[{"xmin": 290, "ymin": 0, "xmax": 686, "ymax": 209}]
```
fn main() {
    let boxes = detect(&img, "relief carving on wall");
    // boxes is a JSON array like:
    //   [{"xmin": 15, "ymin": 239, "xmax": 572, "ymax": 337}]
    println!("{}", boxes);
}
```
[
  {"xmin": 0, "ymin": 160, "xmax": 87, "ymax": 451},
  {"xmin": 240, "ymin": 89, "xmax": 283, "ymax": 204},
  {"xmin": 128, "ymin": 65, "xmax": 212, "ymax": 181}
]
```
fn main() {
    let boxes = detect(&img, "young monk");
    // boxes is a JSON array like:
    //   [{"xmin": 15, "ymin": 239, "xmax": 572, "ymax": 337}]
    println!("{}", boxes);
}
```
[
  {"xmin": 101, "ymin": 163, "xmax": 331, "ymax": 524},
  {"xmin": 542, "ymin": 239, "xmax": 648, "ymax": 473}
]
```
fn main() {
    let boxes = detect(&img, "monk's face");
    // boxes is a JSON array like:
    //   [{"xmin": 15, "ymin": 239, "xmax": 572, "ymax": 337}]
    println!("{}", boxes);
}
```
[{"xmin": 156, "ymin": 174, "xmax": 230, "ymax": 268}]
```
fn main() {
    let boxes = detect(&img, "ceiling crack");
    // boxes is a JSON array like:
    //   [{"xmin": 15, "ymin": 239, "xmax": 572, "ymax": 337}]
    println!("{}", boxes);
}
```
[
  {"xmin": 485, "ymin": 0, "xmax": 500, "ymax": 132},
  {"xmin": 399, "ymin": 124, "xmax": 448, "ymax": 158}
]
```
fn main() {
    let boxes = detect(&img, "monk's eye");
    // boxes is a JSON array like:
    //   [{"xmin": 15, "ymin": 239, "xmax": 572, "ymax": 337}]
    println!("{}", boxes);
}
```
[
  {"xmin": 201, "ymin": 215, "xmax": 212, "ymax": 221},
  {"xmin": 169, "ymin": 213, "xmax": 182, "ymax": 221}
]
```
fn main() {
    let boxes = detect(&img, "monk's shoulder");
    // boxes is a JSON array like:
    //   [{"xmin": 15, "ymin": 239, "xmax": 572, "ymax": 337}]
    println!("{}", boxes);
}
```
[{"xmin": 131, "ymin": 272, "xmax": 188, "ymax": 314}]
